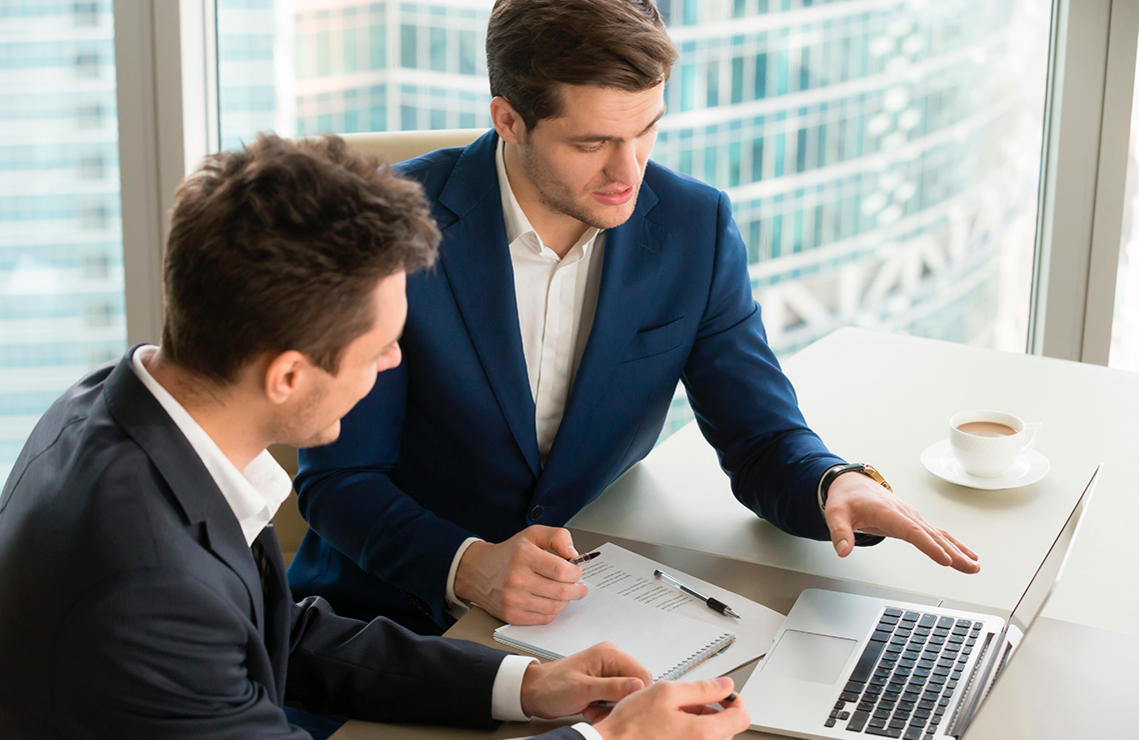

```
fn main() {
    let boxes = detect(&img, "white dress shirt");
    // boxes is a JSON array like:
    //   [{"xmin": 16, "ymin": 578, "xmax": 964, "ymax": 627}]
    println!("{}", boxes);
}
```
[
  {"xmin": 497, "ymin": 138, "xmax": 607, "ymax": 463},
  {"xmin": 444, "ymin": 141, "xmax": 607, "ymax": 615},
  {"xmin": 129, "ymin": 346, "xmax": 548, "ymax": 727}
]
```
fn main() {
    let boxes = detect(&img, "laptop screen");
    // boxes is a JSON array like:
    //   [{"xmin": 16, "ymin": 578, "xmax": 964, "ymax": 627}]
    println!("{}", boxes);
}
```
[{"xmin": 1005, "ymin": 465, "xmax": 1100, "ymax": 635}]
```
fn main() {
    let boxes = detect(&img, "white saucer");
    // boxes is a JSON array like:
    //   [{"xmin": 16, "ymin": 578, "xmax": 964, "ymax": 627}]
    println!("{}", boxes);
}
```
[{"xmin": 920, "ymin": 439, "xmax": 1049, "ymax": 490}]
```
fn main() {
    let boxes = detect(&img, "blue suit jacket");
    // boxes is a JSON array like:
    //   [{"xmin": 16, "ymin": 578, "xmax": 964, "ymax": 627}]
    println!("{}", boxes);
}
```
[
  {"xmin": 289, "ymin": 131, "xmax": 845, "ymax": 632},
  {"xmin": 0, "ymin": 351, "xmax": 583, "ymax": 740}
]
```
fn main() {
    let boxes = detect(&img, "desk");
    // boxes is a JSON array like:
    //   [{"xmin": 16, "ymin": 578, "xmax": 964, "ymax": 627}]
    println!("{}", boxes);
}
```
[
  {"xmin": 570, "ymin": 328, "xmax": 1139, "ymax": 636},
  {"xmin": 331, "ymin": 329, "xmax": 1139, "ymax": 739}
]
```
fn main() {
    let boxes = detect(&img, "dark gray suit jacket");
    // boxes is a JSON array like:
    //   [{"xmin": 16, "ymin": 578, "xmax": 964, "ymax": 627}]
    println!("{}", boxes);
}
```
[{"xmin": 0, "ymin": 351, "xmax": 582, "ymax": 740}]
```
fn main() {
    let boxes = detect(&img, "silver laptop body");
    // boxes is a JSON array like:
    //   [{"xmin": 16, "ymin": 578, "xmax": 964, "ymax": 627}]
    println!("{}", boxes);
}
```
[{"xmin": 738, "ymin": 465, "xmax": 1101, "ymax": 740}]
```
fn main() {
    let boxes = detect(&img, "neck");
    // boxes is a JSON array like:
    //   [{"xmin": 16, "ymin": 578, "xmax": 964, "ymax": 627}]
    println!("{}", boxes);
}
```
[
  {"xmin": 503, "ymin": 143, "xmax": 588, "ymax": 258},
  {"xmin": 145, "ymin": 349, "xmax": 268, "ymax": 471}
]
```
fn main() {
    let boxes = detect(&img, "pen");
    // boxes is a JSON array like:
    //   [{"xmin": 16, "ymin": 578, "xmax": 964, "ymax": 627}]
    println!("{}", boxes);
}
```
[
  {"xmin": 569, "ymin": 551, "xmax": 601, "ymax": 565},
  {"xmin": 654, "ymin": 569, "xmax": 740, "ymax": 618}
]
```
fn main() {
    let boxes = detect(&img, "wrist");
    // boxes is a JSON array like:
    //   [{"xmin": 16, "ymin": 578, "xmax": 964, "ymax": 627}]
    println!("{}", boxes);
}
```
[
  {"xmin": 819, "ymin": 462, "xmax": 892, "ymax": 511},
  {"xmin": 453, "ymin": 540, "xmax": 491, "ymax": 604},
  {"xmin": 519, "ymin": 659, "xmax": 541, "ymax": 719}
]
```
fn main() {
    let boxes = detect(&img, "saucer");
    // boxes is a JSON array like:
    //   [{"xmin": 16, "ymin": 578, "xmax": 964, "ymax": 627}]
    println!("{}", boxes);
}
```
[{"xmin": 920, "ymin": 439, "xmax": 1049, "ymax": 490}]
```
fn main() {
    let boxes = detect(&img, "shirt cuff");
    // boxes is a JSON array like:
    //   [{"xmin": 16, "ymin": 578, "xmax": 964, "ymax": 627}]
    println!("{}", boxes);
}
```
[
  {"xmin": 571, "ymin": 722, "xmax": 604, "ymax": 740},
  {"xmin": 491, "ymin": 654, "xmax": 538, "ymax": 722},
  {"xmin": 446, "ymin": 536, "xmax": 482, "ymax": 618}
]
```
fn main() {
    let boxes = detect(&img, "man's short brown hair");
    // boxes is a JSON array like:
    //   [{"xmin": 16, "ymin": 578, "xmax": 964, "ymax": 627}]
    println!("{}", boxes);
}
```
[
  {"xmin": 161, "ymin": 134, "xmax": 439, "ymax": 384},
  {"xmin": 486, "ymin": 0, "xmax": 677, "ymax": 130}
]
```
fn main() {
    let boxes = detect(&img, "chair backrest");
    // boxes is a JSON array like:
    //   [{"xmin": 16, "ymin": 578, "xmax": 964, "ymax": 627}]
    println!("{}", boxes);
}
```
[
  {"xmin": 272, "ymin": 127, "xmax": 486, "ymax": 565},
  {"xmin": 337, "ymin": 128, "xmax": 486, "ymax": 163}
]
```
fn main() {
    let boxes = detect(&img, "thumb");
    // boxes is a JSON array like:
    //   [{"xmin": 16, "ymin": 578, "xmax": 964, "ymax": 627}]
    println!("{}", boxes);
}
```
[
  {"xmin": 670, "ymin": 677, "xmax": 736, "ymax": 708},
  {"xmin": 827, "ymin": 510, "xmax": 855, "ymax": 558},
  {"xmin": 585, "ymin": 676, "xmax": 645, "ymax": 704}
]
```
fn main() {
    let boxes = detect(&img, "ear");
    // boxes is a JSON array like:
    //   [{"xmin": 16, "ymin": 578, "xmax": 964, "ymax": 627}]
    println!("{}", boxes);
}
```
[
  {"xmin": 263, "ymin": 350, "xmax": 309, "ymax": 405},
  {"xmin": 490, "ymin": 96, "xmax": 527, "ymax": 145}
]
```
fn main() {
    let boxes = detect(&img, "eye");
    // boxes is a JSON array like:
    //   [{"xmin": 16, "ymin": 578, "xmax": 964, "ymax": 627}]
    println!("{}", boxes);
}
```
[{"xmin": 578, "ymin": 143, "xmax": 604, "ymax": 153}]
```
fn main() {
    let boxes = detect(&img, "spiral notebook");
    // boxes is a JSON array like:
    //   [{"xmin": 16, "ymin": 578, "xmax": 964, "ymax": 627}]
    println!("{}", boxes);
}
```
[{"xmin": 494, "ymin": 584, "xmax": 736, "ymax": 681}]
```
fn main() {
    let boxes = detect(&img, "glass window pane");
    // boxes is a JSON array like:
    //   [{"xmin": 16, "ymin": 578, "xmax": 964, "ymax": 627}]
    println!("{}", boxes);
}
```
[
  {"xmin": 0, "ymin": 1, "xmax": 126, "ymax": 483},
  {"xmin": 215, "ymin": 0, "xmax": 1055, "ymax": 444}
]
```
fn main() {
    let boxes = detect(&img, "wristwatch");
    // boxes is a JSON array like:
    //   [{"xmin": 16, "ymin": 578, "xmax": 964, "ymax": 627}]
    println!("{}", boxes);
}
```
[
  {"xmin": 818, "ymin": 463, "xmax": 890, "ymax": 547},
  {"xmin": 819, "ymin": 462, "xmax": 892, "ymax": 511}
]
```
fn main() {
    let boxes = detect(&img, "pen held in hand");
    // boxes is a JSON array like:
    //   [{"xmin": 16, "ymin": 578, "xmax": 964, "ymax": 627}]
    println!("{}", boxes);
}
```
[
  {"xmin": 654, "ymin": 569, "xmax": 741, "ymax": 618},
  {"xmin": 568, "ymin": 551, "xmax": 601, "ymax": 565}
]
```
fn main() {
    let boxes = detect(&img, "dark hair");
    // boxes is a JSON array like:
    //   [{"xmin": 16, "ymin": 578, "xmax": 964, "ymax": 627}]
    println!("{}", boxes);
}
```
[
  {"xmin": 161, "ymin": 133, "xmax": 439, "ymax": 384},
  {"xmin": 486, "ymin": 0, "xmax": 677, "ymax": 130}
]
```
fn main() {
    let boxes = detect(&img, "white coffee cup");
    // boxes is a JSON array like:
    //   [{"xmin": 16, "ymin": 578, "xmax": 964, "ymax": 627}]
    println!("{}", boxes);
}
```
[{"xmin": 949, "ymin": 410, "xmax": 1041, "ymax": 478}]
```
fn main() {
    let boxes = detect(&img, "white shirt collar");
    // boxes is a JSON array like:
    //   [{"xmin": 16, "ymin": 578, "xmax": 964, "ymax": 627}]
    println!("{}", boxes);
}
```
[
  {"xmin": 496, "ymin": 137, "xmax": 602, "ymax": 258},
  {"xmin": 131, "ymin": 345, "xmax": 293, "ymax": 546}
]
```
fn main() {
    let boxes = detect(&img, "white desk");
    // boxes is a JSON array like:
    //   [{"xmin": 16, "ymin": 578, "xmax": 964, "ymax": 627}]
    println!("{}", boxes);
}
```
[
  {"xmin": 569, "ymin": 327, "xmax": 1139, "ymax": 636},
  {"xmin": 332, "ymin": 328, "xmax": 1139, "ymax": 739}
]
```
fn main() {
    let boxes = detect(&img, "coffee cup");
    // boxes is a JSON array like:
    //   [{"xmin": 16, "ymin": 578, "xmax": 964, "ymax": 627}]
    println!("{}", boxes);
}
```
[{"xmin": 949, "ymin": 410, "xmax": 1041, "ymax": 478}]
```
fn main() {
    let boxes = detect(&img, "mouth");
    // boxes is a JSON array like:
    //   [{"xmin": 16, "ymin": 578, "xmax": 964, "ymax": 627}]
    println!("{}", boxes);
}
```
[{"xmin": 591, "ymin": 186, "xmax": 635, "ymax": 206}]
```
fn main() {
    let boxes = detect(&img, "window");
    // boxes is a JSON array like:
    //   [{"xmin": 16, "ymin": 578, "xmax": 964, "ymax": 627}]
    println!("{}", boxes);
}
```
[
  {"xmin": 215, "ymin": 0, "xmax": 1053, "ymax": 443},
  {"xmin": 0, "ymin": 0, "xmax": 125, "ymax": 482}
]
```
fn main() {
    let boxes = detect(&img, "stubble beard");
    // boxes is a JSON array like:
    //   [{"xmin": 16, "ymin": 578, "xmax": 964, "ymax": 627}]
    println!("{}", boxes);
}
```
[{"xmin": 518, "ymin": 143, "xmax": 639, "ymax": 232}]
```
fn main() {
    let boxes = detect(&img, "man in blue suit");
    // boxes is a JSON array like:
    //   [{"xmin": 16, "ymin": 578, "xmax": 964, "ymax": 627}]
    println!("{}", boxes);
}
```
[{"xmin": 289, "ymin": 0, "xmax": 979, "ymax": 636}]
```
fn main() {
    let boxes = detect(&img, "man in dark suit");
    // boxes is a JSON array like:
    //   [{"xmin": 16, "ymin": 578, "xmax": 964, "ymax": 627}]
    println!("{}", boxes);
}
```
[
  {"xmin": 0, "ymin": 134, "xmax": 749, "ymax": 740},
  {"xmin": 288, "ymin": 0, "xmax": 981, "ymax": 637}
]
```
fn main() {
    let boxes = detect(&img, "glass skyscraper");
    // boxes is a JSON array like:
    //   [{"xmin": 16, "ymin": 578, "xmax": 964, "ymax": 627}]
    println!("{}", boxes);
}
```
[
  {"xmin": 0, "ymin": 0, "xmax": 1050, "ymax": 479},
  {"xmin": 0, "ymin": 1, "xmax": 125, "ymax": 483},
  {"xmin": 251, "ymin": 1, "xmax": 1048, "ymax": 436}
]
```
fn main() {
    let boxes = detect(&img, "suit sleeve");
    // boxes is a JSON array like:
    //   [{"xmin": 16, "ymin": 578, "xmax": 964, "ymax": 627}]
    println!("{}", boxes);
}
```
[
  {"xmin": 294, "ymin": 359, "xmax": 475, "ymax": 627},
  {"xmin": 680, "ymin": 191, "xmax": 844, "ymax": 542}
]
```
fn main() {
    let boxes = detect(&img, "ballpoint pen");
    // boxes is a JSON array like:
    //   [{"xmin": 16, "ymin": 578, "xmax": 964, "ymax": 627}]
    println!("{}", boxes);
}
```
[
  {"xmin": 654, "ymin": 569, "xmax": 740, "ymax": 618},
  {"xmin": 569, "ymin": 551, "xmax": 601, "ymax": 565}
]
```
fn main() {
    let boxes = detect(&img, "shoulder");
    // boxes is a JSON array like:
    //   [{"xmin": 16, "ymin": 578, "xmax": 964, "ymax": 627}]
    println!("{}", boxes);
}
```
[{"xmin": 394, "ymin": 145, "xmax": 467, "ymax": 197}]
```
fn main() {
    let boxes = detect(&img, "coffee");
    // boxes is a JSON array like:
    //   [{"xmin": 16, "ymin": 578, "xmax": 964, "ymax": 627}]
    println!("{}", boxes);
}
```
[{"xmin": 956, "ymin": 421, "xmax": 1017, "ymax": 438}]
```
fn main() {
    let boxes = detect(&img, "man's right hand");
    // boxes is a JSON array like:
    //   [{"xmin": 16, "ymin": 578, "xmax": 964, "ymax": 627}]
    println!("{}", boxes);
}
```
[
  {"xmin": 453, "ymin": 525, "xmax": 588, "ymax": 624},
  {"xmin": 592, "ymin": 677, "xmax": 750, "ymax": 740}
]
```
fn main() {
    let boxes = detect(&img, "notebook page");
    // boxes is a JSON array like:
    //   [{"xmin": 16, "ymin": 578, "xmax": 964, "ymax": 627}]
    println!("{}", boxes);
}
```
[
  {"xmin": 579, "ymin": 543, "xmax": 786, "ymax": 681},
  {"xmin": 495, "ymin": 586, "xmax": 732, "ymax": 681}
]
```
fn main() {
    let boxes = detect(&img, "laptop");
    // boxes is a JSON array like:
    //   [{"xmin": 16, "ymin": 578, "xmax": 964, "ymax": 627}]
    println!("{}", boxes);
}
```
[{"xmin": 737, "ymin": 465, "xmax": 1101, "ymax": 740}]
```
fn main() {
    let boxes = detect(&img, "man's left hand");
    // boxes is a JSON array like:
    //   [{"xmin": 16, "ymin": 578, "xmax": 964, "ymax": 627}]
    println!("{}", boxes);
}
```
[
  {"xmin": 824, "ymin": 473, "xmax": 980, "ymax": 574},
  {"xmin": 519, "ymin": 642, "xmax": 652, "ymax": 720}
]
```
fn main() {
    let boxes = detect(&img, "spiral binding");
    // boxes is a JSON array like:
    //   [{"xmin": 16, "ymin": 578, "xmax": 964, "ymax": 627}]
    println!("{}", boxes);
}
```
[{"xmin": 658, "ymin": 633, "xmax": 736, "ymax": 681}]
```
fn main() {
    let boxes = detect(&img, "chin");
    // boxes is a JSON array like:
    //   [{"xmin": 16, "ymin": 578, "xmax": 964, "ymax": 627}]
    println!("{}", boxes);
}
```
[{"xmin": 296, "ymin": 420, "xmax": 341, "ymax": 449}]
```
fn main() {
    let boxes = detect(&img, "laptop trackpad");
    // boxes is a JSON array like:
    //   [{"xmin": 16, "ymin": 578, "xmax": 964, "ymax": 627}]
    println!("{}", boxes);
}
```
[{"xmin": 761, "ymin": 630, "xmax": 858, "ymax": 684}]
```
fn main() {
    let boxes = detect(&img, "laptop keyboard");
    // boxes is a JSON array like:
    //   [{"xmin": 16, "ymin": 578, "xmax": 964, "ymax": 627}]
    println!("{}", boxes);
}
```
[{"xmin": 824, "ymin": 607, "xmax": 983, "ymax": 739}]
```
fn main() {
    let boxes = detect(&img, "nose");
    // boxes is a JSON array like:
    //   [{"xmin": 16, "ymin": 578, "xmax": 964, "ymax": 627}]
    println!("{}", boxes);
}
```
[{"xmin": 604, "ymin": 141, "xmax": 641, "ymax": 188}]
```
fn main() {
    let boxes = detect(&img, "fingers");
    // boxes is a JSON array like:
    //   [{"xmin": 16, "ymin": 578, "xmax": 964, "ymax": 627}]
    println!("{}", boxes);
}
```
[
  {"xmin": 665, "ymin": 676, "xmax": 736, "ymax": 707},
  {"xmin": 523, "ymin": 525, "xmax": 579, "ymax": 560},
  {"xmin": 591, "ymin": 641, "xmax": 653, "ymax": 688}
]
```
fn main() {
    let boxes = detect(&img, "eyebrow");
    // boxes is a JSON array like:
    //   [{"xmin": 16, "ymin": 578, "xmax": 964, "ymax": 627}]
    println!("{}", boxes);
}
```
[{"xmin": 565, "ymin": 107, "xmax": 666, "ymax": 144}]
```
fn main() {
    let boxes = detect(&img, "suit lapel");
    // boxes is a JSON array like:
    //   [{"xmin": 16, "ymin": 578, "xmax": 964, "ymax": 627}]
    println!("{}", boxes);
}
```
[
  {"xmin": 103, "ymin": 353, "xmax": 266, "ymax": 632},
  {"xmin": 540, "ymin": 185, "xmax": 665, "ymax": 481},
  {"xmin": 435, "ymin": 133, "xmax": 541, "ymax": 476},
  {"xmin": 253, "ymin": 525, "xmax": 290, "ymax": 702}
]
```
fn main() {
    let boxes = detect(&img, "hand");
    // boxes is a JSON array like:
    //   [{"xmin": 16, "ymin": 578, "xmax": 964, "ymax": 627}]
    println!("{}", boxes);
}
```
[
  {"xmin": 592, "ymin": 677, "xmax": 749, "ymax": 740},
  {"xmin": 454, "ymin": 525, "xmax": 588, "ymax": 624},
  {"xmin": 519, "ymin": 642, "xmax": 651, "ymax": 719},
  {"xmin": 824, "ymin": 472, "xmax": 980, "ymax": 573}
]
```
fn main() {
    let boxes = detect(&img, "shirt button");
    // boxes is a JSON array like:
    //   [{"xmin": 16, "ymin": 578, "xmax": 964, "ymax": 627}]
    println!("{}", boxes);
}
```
[{"xmin": 528, "ymin": 505, "xmax": 544, "ymax": 522}]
